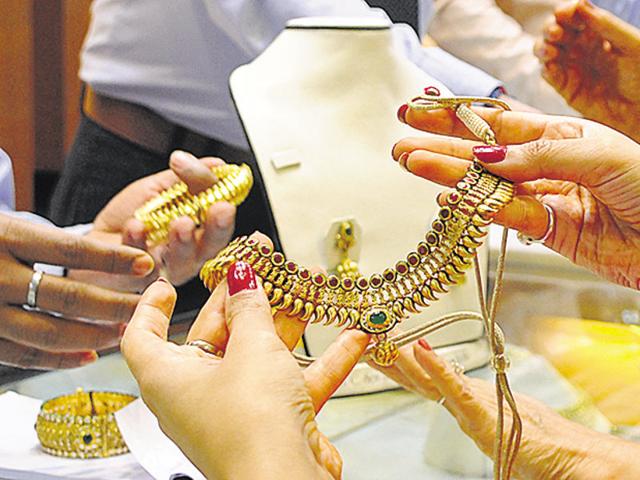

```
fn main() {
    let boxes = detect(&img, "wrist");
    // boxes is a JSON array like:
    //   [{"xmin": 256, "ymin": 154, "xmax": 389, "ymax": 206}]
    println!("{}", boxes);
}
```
[{"xmin": 183, "ymin": 409, "xmax": 327, "ymax": 480}]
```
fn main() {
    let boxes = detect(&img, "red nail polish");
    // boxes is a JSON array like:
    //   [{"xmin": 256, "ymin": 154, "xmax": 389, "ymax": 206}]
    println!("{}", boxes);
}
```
[
  {"xmin": 227, "ymin": 261, "xmax": 258, "ymax": 296},
  {"xmin": 391, "ymin": 141, "xmax": 399, "ymax": 159},
  {"xmin": 473, "ymin": 145, "xmax": 507, "ymax": 163},
  {"xmin": 397, "ymin": 104, "xmax": 409, "ymax": 124},
  {"xmin": 418, "ymin": 339, "xmax": 432, "ymax": 351},
  {"xmin": 424, "ymin": 86, "xmax": 441, "ymax": 96},
  {"xmin": 81, "ymin": 351, "xmax": 98, "ymax": 364}
]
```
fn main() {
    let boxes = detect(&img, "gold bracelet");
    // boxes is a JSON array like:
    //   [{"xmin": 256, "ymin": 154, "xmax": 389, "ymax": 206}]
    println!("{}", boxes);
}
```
[
  {"xmin": 134, "ymin": 163, "xmax": 254, "ymax": 244},
  {"xmin": 35, "ymin": 388, "xmax": 136, "ymax": 459}
]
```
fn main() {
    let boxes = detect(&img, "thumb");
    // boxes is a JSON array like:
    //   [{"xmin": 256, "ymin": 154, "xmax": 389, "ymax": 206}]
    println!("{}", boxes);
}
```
[
  {"xmin": 121, "ymin": 278, "xmax": 177, "ymax": 379},
  {"xmin": 224, "ymin": 261, "xmax": 277, "ymax": 345},
  {"xmin": 577, "ymin": 0, "xmax": 640, "ymax": 51},
  {"xmin": 475, "ymin": 135, "xmax": 607, "ymax": 186},
  {"xmin": 169, "ymin": 150, "xmax": 218, "ymax": 194}
]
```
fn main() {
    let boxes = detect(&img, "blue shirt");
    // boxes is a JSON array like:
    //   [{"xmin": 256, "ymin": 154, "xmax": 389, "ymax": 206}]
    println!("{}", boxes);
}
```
[{"xmin": 593, "ymin": 0, "xmax": 640, "ymax": 27}]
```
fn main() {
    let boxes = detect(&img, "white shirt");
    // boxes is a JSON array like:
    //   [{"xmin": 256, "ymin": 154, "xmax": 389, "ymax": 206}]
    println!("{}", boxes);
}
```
[{"xmin": 80, "ymin": 0, "xmax": 502, "ymax": 148}]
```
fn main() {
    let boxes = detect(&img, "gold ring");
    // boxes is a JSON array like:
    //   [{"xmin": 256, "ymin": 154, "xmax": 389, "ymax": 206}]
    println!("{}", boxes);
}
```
[{"xmin": 186, "ymin": 339, "xmax": 224, "ymax": 358}]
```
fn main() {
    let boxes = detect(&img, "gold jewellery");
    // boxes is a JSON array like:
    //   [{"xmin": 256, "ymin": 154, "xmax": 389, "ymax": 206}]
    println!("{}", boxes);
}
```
[
  {"xmin": 35, "ymin": 388, "xmax": 136, "ymax": 458},
  {"xmin": 134, "ymin": 163, "xmax": 253, "ymax": 244},
  {"xmin": 201, "ymin": 92, "xmax": 514, "ymax": 368},
  {"xmin": 201, "ymin": 89, "xmax": 523, "ymax": 479}
]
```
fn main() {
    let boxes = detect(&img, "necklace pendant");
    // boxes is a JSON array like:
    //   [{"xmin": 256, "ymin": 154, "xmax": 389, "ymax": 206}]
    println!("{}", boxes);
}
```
[{"xmin": 370, "ymin": 334, "xmax": 399, "ymax": 367}]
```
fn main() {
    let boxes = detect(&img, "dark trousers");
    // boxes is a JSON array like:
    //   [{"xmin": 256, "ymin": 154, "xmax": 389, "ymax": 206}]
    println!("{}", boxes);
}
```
[{"xmin": 49, "ymin": 113, "xmax": 279, "ymax": 315}]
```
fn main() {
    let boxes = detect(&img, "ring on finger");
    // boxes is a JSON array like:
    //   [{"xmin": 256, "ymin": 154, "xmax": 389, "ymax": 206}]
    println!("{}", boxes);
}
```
[
  {"xmin": 26, "ymin": 270, "xmax": 44, "ymax": 309},
  {"xmin": 186, "ymin": 339, "xmax": 224, "ymax": 358},
  {"xmin": 517, "ymin": 203, "xmax": 555, "ymax": 246}
]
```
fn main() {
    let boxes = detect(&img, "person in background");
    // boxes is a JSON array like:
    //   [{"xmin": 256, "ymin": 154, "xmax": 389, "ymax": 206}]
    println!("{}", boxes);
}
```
[
  {"xmin": 49, "ymin": 0, "xmax": 513, "ymax": 232},
  {"xmin": 0, "ymin": 149, "xmax": 235, "ymax": 370},
  {"xmin": 535, "ymin": 0, "xmax": 640, "ymax": 142}
]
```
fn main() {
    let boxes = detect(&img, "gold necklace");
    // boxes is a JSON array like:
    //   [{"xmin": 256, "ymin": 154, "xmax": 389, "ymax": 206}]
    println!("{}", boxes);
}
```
[{"xmin": 200, "ymin": 93, "xmax": 514, "ymax": 367}]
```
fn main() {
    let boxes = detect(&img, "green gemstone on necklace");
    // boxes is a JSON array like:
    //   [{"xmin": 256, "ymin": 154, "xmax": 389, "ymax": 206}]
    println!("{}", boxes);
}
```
[{"xmin": 370, "ymin": 311, "xmax": 387, "ymax": 325}]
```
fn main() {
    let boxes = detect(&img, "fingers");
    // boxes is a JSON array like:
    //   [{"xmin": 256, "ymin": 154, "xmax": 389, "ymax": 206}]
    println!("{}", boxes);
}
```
[
  {"xmin": 121, "ymin": 278, "xmax": 177, "ymax": 378},
  {"xmin": 186, "ymin": 280, "xmax": 228, "ymax": 353},
  {"xmin": 0, "ymin": 337, "xmax": 97, "ymax": 370},
  {"xmin": 196, "ymin": 202, "xmax": 236, "ymax": 261},
  {"xmin": 224, "ymin": 261, "xmax": 277, "ymax": 349},
  {"xmin": 169, "ymin": 150, "xmax": 221, "ymax": 194},
  {"xmin": 412, "ymin": 342, "xmax": 469, "ymax": 407},
  {"xmin": 0, "ymin": 306, "xmax": 122, "ymax": 352},
  {"xmin": 401, "ymin": 106, "xmax": 552, "ymax": 145},
  {"xmin": 35, "ymin": 274, "xmax": 141, "ymax": 323},
  {"xmin": 576, "ymin": 0, "xmax": 640, "ymax": 51},
  {"xmin": 0, "ymin": 216, "xmax": 154, "ymax": 275},
  {"xmin": 393, "ymin": 344, "xmax": 442, "ymax": 400},
  {"xmin": 391, "ymin": 137, "xmax": 558, "ymax": 238},
  {"xmin": 304, "ymin": 329, "xmax": 370, "ymax": 412}
]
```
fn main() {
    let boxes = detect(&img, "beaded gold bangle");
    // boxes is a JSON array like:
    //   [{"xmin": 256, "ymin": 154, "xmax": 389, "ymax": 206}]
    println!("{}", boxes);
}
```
[
  {"xmin": 35, "ymin": 388, "xmax": 136, "ymax": 459},
  {"xmin": 134, "ymin": 163, "xmax": 254, "ymax": 244}
]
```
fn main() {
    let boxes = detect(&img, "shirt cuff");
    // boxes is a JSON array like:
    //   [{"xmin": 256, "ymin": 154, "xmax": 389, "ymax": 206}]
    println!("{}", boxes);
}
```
[{"xmin": 419, "ymin": 47, "xmax": 504, "ymax": 97}]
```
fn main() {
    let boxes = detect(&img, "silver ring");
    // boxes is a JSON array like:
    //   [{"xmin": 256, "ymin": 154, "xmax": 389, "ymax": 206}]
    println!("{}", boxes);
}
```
[
  {"xmin": 437, "ymin": 396, "xmax": 446, "ymax": 406},
  {"xmin": 186, "ymin": 339, "xmax": 224, "ymax": 358},
  {"xmin": 517, "ymin": 203, "xmax": 555, "ymax": 246},
  {"xmin": 26, "ymin": 270, "xmax": 44, "ymax": 309}
]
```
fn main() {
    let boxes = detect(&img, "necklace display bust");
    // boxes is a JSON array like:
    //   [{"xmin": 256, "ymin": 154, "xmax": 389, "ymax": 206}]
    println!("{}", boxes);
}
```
[{"xmin": 230, "ymin": 17, "xmax": 490, "ymax": 393}]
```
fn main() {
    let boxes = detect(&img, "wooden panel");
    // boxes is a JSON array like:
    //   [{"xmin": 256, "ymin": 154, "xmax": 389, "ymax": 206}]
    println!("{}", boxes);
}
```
[
  {"xmin": 63, "ymin": 0, "xmax": 92, "ymax": 154},
  {"xmin": 0, "ymin": 0, "xmax": 35, "ymax": 210},
  {"xmin": 32, "ymin": 0, "xmax": 64, "ymax": 172}
]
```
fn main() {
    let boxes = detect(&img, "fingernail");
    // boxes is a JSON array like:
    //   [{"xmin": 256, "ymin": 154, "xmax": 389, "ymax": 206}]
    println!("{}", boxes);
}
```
[
  {"xmin": 157, "ymin": 276, "xmax": 170, "ymax": 284},
  {"xmin": 81, "ymin": 351, "xmax": 98, "ymax": 365},
  {"xmin": 227, "ymin": 261, "xmax": 258, "ymax": 296},
  {"xmin": 398, "ymin": 151, "xmax": 410, "ymax": 171},
  {"xmin": 473, "ymin": 145, "xmax": 507, "ymax": 163},
  {"xmin": 170, "ymin": 150, "xmax": 188, "ymax": 169},
  {"xmin": 418, "ymin": 339, "xmax": 432, "ymax": 351},
  {"xmin": 391, "ymin": 141, "xmax": 399, "ymax": 159},
  {"xmin": 133, "ymin": 254, "xmax": 155, "ymax": 276},
  {"xmin": 424, "ymin": 86, "xmax": 441, "ymax": 96},
  {"xmin": 397, "ymin": 104, "xmax": 409, "ymax": 124}
]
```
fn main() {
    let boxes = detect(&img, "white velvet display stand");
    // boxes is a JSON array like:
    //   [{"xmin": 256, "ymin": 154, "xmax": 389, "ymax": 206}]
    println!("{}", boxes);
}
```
[{"xmin": 230, "ymin": 17, "xmax": 490, "ymax": 396}]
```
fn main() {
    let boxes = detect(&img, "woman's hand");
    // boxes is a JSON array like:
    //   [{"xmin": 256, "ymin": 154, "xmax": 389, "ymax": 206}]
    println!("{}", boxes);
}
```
[
  {"xmin": 121, "ymin": 261, "xmax": 370, "ymax": 480},
  {"xmin": 0, "ymin": 214, "xmax": 153, "ymax": 369},
  {"xmin": 394, "ymin": 106, "xmax": 640, "ymax": 289},
  {"xmin": 78, "ymin": 150, "xmax": 236, "ymax": 290},
  {"xmin": 534, "ymin": 0, "xmax": 640, "ymax": 142},
  {"xmin": 370, "ymin": 340, "xmax": 640, "ymax": 480}
]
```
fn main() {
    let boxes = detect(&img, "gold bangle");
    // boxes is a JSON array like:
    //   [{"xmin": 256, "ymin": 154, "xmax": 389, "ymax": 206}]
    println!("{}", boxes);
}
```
[
  {"xmin": 35, "ymin": 388, "xmax": 136, "ymax": 459},
  {"xmin": 134, "ymin": 163, "xmax": 254, "ymax": 244}
]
